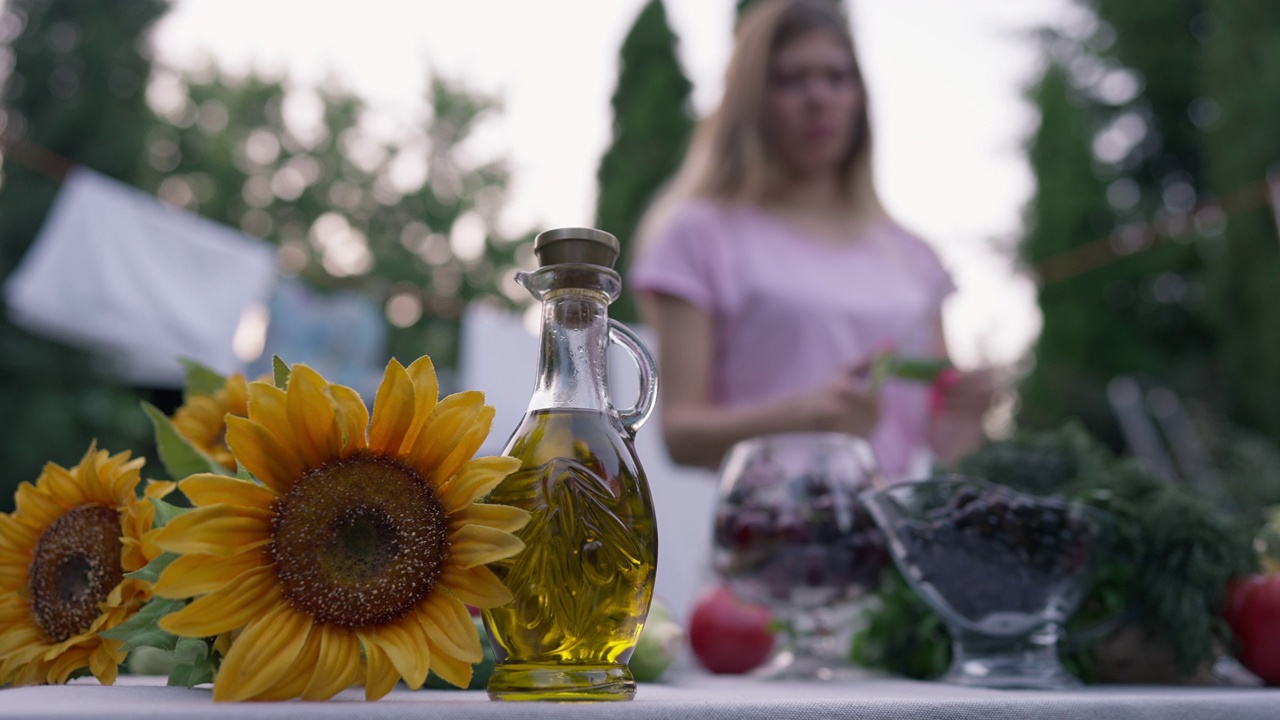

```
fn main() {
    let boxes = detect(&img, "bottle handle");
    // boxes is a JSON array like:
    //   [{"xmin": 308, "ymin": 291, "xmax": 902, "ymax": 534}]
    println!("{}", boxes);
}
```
[{"xmin": 608, "ymin": 319, "xmax": 658, "ymax": 437}]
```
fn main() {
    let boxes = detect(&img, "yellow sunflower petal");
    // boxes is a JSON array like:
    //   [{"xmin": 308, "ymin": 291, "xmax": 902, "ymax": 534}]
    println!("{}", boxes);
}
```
[
  {"xmin": 368, "ymin": 360, "xmax": 414, "ymax": 455},
  {"xmin": 15, "ymin": 478, "xmax": 71, "ymax": 526},
  {"xmin": 99, "ymin": 454, "xmax": 143, "ymax": 503},
  {"xmin": 88, "ymin": 643, "xmax": 120, "ymax": 685},
  {"xmin": 438, "ymin": 565, "xmax": 514, "ymax": 608},
  {"xmin": 245, "ymin": 380, "xmax": 292, "ymax": 442},
  {"xmin": 158, "ymin": 566, "xmax": 283, "ymax": 635},
  {"xmin": 428, "ymin": 405, "xmax": 495, "ymax": 487},
  {"xmin": 46, "ymin": 646, "xmax": 93, "ymax": 685},
  {"xmin": 426, "ymin": 637, "xmax": 473, "ymax": 689},
  {"xmin": 301, "ymin": 625, "xmax": 361, "ymax": 701},
  {"xmin": 153, "ymin": 504, "xmax": 272, "ymax": 557},
  {"xmin": 449, "ymin": 525, "xmax": 527, "ymax": 569},
  {"xmin": 212, "ymin": 603, "xmax": 313, "ymax": 702},
  {"xmin": 213, "ymin": 631, "xmax": 234, "ymax": 657},
  {"xmin": 401, "ymin": 355, "xmax": 440, "ymax": 452},
  {"xmin": 0, "ymin": 564, "xmax": 26, "ymax": 585},
  {"xmin": 73, "ymin": 445, "xmax": 103, "ymax": 497},
  {"xmin": 440, "ymin": 456, "xmax": 522, "ymax": 514},
  {"xmin": 178, "ymin": 474, "xmax": 276, "ymax": 509},
  {"xmin": 285, "ymin": 364, "xmax": 342, "ymax": 468},
  {"xmin": 449, "ymin": 503, "xmax": 531, "ymax": 534},
  {"xmin": 153, "ymin": 550, "xmax": 268, "ymax": 597},
  {"xmin": 226, "ymin": 373, "xmax": 250, "ymax": 417},
  {"xmin": 417, "ymin": 591, "xmax": 483, "ymax": 664},
  {"xmin": 328, "ymin": 384, "xmax": 369, "ymax": 457},
  {"xmin": 252, "ymin": 628, "xmax": 322, "ymax": 701},
  {"xmin": 225, "ymin": 416, "xmax": 305, "ymax": 494},
  {"xmin": 0, "ymin": 513, "xmax": 36, "ymax": 550},
  {"xmin": 405, "ymin": 392, "xmax": 484, "ymax": 480},
  {"xmin": 46, "ymin": 628, "xmax": 98, "ymax": 659},
  {"xmin": 360, "ymin": 637, "xmax": 402, "ymax": 701},
  {"xmin": 0, "ymin": 626, "xmax": 45, "ymax": 658},
  {"xmin": 360, "ymin": 619, "xmax": 431, "ymax": 691},
  {"xmin": 39, "ymin": 462, "xmax": 85, "ymax": 505},
  {"xmin": 144, "ymin": 479, "xmax": 177, "ymax": 500}
]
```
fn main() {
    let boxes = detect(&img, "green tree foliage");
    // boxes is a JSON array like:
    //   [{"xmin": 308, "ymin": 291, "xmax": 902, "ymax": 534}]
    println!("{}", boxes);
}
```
[
  {"xmin": 145, "ymin": 67, "xmax": 533, "ymax": 370},
  {"xmin": 596, "ymin": 0, "xmax": 693, "ymax": 321},
  {"xmin": 1198, "ymin": 2, "xmax": 1280, "ymax": 440},
  {"xmin": 1018, "ymin": 59, "xmax": 1118, "ymax": 442},
  {"xmin": 1018, "ymin": 2, "xmax": 1277, "ymax": 449},
  {"xmin": 0, "ymin": 0, "xmax": 169, "ymax": 508}
]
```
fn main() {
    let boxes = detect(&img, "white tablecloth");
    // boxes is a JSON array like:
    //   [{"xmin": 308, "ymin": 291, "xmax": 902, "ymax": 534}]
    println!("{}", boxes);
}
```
[{"xmin": 2, "ymin": 674, "xmax": 1277, "ymax": 720}]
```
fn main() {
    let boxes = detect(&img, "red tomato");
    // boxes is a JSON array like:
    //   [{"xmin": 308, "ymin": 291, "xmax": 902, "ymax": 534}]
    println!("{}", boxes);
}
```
[
  {"xmin": 1225, "ymin": 573, "xmax": 1280, "ymax": 685},
  {"xmin": 688, "ymin": 585, "xmax": 774, "ymax": 674},
  {"xmin": 929, "ymin": 368, "xmax": 962, "ymax": 415}
]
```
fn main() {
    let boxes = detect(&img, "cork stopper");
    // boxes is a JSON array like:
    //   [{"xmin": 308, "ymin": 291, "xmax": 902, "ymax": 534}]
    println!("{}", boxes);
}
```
[{"xmin": 533, "ymin": 227, "xmax": 620, "ymax": 269}]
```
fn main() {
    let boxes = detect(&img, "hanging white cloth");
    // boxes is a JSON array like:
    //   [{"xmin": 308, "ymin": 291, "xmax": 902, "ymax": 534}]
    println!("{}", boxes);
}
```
[{"xmin": 3, "ymin": 167, "xmax": 279, "ymax": 387}]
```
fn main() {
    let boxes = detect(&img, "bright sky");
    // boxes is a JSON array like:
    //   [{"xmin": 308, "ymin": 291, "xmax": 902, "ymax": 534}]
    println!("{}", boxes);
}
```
[{"xmin": 152, "ymin": 0, "xmax": 1076, "ymax": 369}]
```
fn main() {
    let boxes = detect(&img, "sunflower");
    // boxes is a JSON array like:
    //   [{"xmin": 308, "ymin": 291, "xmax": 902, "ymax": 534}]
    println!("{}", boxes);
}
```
[
  {"xmin": 0, "ymin": 444, "xmax": 171, "ymax": 686},
  {"xmin": 170, "ymin": 372, "xmax": 250, "ymax": 470},
  {"xmin": 152, "ymin": 358, "xmax": 530, "ymax": 702}
]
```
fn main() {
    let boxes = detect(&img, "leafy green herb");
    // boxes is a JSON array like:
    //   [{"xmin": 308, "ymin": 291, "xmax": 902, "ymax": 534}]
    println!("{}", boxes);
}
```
[{"xmin": 850, "ymin": 569, "xmax": 950, "ymax": 679}]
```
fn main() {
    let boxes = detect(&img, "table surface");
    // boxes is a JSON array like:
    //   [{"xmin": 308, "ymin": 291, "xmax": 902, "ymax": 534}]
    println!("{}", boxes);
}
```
[{"xmin": 1, "ymin": 673, "xmax": 1277, "ymax": 720}]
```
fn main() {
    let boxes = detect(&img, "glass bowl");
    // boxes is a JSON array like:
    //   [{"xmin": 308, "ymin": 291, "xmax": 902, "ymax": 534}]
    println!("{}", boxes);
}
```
[
  {"xmin": 861, "ymin": 475, "xmax": 1106, "ymax": 689},
  {"xmin": 712, "ymin": 432, "xmax": 889, "ymax": 679}
]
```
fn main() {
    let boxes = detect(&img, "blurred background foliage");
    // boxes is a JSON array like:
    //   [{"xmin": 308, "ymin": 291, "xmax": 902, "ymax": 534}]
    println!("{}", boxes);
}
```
[
  {"xmin": 0, "ymin": 0, "xmax": 1278, "ymax": 518},
  {"xmin": 1019, "ymin": 0, "xmax": 1280, "ymax": 460},
  {"xmin": 0, "ymin": 0, "xmax": 534, "ymax": 505}
]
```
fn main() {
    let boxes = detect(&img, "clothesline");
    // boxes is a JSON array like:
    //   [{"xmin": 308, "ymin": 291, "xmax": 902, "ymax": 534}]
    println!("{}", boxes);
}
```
[
  {"xmin": 1033, "ymin": 168, "xmax": 1280, "ymax": 285},
  {"xmin": 0, "ymin": 134, "xmax": 74, "ymax": 181}
]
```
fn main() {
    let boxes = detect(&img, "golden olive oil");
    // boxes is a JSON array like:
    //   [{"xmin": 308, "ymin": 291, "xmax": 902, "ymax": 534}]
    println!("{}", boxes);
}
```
[{"xmin": 483, "ymin": 409, "xmax": 658, "ymax": 701}]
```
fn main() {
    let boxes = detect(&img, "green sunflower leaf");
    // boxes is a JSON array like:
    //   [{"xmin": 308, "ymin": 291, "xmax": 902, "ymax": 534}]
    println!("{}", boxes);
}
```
[
  {"xmin": 273, "ymin": 355, "xmax": 291, "ymax": 390},
  {"xmin": 178, "ymin": 358, "xmax": 227, "ymax": 400},
  {"xmin": 142, "ymin": 402, "xmax": 233, "ymax": 480},
  {"xmin": 100, "ymin": 597, "xmax": 185, "ymax": 653},
  {"xmin": 168, "ymin": 637, "xmax": 218, "ymax": 687},
  {"xmin": 150, "ymin": 498, "xmax": 192, "ymax": 529},
  {"xmin": 125, "ymin": 551, "xmax": 179, "ymax": 583}
]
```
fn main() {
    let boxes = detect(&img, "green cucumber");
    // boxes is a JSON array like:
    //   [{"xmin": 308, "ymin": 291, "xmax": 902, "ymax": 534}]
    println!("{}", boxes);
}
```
[{"xmin": 890, "ymin": 357, "xmax": 951, "ymax": 383}]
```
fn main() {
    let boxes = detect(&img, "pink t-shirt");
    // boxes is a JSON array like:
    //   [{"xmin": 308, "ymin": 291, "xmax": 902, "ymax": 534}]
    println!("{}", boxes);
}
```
[{"xmin": 629, "ymin": 199, "xmax": 955, "ymax": 480}]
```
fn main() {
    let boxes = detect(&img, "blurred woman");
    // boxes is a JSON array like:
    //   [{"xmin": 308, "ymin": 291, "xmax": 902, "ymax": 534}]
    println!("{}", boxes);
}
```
[{"xmin": 630, "ymin": 0, "xmax": 996, "ymax": 478}]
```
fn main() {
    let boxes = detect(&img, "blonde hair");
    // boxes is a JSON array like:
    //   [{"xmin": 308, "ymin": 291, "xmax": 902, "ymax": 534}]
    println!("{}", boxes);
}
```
[{"xmin": 636, "ymin": 0, "xmax": 883, "ymax": 253}]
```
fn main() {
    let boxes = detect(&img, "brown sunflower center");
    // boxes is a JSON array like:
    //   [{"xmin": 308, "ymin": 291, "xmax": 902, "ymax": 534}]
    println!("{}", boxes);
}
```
[
  {"xmin": 28, "ymin": 504, "xmax": 125, "ymax": 643},
  {"xmin": 270, "ymin": 453, "xmax": 449, "ymax": 628}
]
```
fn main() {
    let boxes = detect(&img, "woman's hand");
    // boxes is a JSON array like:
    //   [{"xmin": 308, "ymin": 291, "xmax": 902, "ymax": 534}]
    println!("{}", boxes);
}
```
[
  {"xmin": 799, "ymin": 360, "xmax": 883, "ymax": 437},
  {"xmin": 929, "ymin": 368, "xmax": 1000, "ymax": 463}
]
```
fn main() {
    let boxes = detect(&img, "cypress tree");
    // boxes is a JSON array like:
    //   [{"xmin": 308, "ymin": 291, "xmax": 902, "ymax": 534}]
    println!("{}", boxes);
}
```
[
  {"xmin": 595, "ymin": 0, "xmax": 694, "ymax": 322},
  {"xmin": 1198, "ymin": 0, "xmax": 1280, "ymax": 439},
  {"xmin": 1017, "ymin": 4, "xmax": 1223, "ymax": 448},
  {"xmin": 1017, "ymin": 59, "xmax": 1121, "ymax": 443}
]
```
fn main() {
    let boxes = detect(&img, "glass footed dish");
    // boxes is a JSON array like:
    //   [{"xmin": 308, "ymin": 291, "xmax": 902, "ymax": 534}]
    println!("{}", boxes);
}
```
[
  {"xmin": 712, "ymin": 432, "xmax": 890, "ymax": 680},
  {"xmin": 862, "ymin": 475, "xmax": 1107, "ymax": 689}
]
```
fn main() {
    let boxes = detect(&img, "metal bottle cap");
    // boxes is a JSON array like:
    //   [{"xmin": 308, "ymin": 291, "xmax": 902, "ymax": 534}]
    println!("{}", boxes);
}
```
[{"xmin": 533, "ymin": 227, "xmax": 620, "ymax": 269}]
